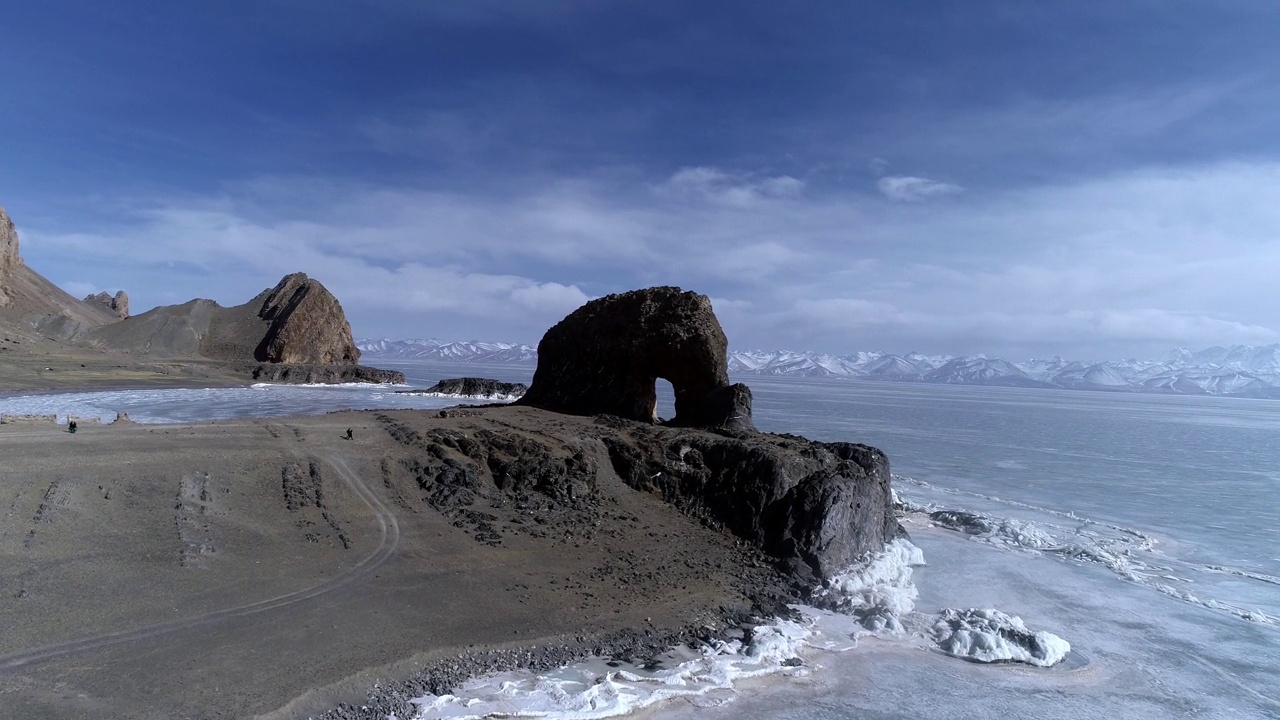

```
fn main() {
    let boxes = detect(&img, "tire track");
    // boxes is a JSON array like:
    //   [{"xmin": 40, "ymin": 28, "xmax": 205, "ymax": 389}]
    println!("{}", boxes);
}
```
[{"xmin": 0, "ymin": 454, "xmax": 399, "ymax": 671}]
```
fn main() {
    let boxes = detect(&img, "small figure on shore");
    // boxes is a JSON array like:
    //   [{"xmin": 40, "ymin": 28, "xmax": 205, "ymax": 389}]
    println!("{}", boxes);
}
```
[
  {"xmin": 68, "ymin": 420, "xmax": 77, "ymax": 434},
  {"xmin": 345, "ymin": 428, "xmax": 353, "ymax": 440}
]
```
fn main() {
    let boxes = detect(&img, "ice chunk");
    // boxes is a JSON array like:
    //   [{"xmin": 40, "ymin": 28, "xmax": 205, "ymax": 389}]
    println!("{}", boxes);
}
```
[{"xmin": 931, "ymin": 608, "xmax": 1071, "ymax": 667}]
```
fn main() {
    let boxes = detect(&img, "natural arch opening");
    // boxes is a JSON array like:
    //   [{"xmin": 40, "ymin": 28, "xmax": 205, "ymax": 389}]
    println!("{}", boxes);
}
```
[{"xmin": 654, "ymin": 378, "xmax": 677, "ymax": 422}]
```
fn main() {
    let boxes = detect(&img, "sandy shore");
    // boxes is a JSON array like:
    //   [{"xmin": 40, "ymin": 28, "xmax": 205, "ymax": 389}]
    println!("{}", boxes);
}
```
[{"xmin": 0, "ymin": 405, "xmax": 789, "ymax": 719}]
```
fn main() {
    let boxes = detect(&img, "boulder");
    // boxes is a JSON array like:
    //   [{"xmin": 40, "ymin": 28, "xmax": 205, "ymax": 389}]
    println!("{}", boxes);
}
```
[
  {"xmin": 517, "ymin": 287, "xmax": 754, "ymax": 430},
  {"xmin": 83, "ymin": 290, "xmax": 130, "ymax": 319},
  {"xmin": 255, "ymin": 273, "xmax": 360, "ymax": 364}
]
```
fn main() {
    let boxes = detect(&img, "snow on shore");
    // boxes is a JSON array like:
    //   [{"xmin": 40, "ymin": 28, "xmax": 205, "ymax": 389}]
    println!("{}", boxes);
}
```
[{"xmin": 401, "ymin": 539, "xmax": 1071, "ymax": 720}]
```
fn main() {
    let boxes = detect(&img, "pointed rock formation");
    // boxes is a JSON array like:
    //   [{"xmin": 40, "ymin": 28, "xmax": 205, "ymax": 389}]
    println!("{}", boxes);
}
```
[
  {"xmin": 254, "ymin": 272, "xmax": 360, "ymax": 364},
  {"xmin": 83, "ymin": 290, "xmax": 130, "ymax": 319},
  {"xmin": 518, "ymin": 287, "xmax": 754, "ymax": 431}
]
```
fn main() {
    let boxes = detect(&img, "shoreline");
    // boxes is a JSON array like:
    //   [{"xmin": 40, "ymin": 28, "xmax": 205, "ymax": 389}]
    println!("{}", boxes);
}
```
[
  {"xmin": 301, "ymin": 603, "xmax": 792, "ymax": 720},
  {"xmin": 0, "ymin": 377, "xmax": 248, "ymax": 401}
]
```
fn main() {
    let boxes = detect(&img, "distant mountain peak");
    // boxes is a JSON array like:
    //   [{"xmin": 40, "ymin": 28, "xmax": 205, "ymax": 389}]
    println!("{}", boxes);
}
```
[{"xmin": 357, "ymin": 338, "xmax": 1280, "ymax": 399}]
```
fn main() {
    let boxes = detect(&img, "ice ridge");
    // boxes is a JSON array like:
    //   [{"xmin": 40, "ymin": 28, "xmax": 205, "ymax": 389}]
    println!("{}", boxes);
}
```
[{"xmin": 893, "ymin": 475, "xmax": 1278, "ymax": 627}]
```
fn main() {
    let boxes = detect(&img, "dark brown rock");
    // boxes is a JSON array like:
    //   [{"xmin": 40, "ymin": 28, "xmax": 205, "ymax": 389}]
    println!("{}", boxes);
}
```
[
  {"xmin": 246, "ymin": 363, "xmax": 405, "ymax": 385},
  {"xmin": 399, "ymin": 377, "xmax": 528, "ymax": 399},
  {"xmin": 517, "ymin": 287, "xmax": 754, "ymax": 430},
  {"xmin": 599, "ymin": 424, "xmax": 899, "ymax": 583},
  {"xmin": 255, "ymin": 273, "xmax": 360, "ymax": 364}
]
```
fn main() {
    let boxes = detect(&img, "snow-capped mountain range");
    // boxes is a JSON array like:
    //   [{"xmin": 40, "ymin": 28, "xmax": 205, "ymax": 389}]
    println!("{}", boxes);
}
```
[
  {"xmin": 357, "ymin": 338, "xmax": 538, "ymax": 364},
  {"xmin": 357, "ymin": 338, "xmax": 1280, "ymax": 398}
]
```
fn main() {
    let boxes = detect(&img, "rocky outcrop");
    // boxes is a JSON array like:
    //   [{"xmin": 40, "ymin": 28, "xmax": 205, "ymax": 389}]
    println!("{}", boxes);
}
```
[
  {"xmin": 377, "ymin": 414, "xmax": 601, "ymax": 547},
  {"xmin": 599, "ymin": 421, "xmax": 899, "ymax": 583},
  {"xmin": 506, "ymin": 285, "xmax": 898, "ymax": 580},
  {"xmin": 254, "ymin": 273, "xmax": 360, "ymax": 364},
  {"xmin": 246, "ymin": 363, "xmax": 405, "ymax": 385},
  {"xmin": 0, "ymin": 208, "xmax": 22, "ymax": 307},
  {"xmin": 400, "ymin": 377, "xmax": 528, "ymax": 399},
  {"xmin": 376, "ymin": 402, "xmax": 899, "ymax": 585},
  {"xmin": 518, "ymin": 287, "xmax": 754, "ymax": 431},
  {"xmin": 83, "ymin": 290, "xmax": 129, "ymax": 319}
]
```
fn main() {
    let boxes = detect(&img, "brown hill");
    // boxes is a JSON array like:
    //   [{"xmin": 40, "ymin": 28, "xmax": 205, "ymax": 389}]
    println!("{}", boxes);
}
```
[
  {"xmin": 1, "ymin": 206, "xmax": 392, "ymax": 389},
  {"xmin": 89, "ymin": 273, "xmax": 361, "ymax": 364}
]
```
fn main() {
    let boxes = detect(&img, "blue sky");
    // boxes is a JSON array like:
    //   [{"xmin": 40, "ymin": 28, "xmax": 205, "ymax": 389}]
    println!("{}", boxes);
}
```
[{"xmin": 2, "ymin": 1, "xmax": 1278, "ymax": 359}]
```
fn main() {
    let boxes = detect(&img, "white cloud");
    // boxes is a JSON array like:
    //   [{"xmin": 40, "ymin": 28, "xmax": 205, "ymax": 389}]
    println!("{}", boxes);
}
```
[
  {"xmin": 508, "ymin": 281, "xmax": 591, "ymax": 314},
  {"xmin": 876, "ymin": 175, "xmax": 963, "ymax": 202},
  {"xmin": 59, "ymin": 281, "xmax": 99, "ymax": 299},
  {"xmin": 788, "ymin": 298, "xmax": 923, "ymax": 328},
  {"xmin": 19, "ymin": 160, "xmax": 1280, "ymax": 356},
  {"xmin": 659, "ymin": 166, "xmax": 805, "ymax": 207}
]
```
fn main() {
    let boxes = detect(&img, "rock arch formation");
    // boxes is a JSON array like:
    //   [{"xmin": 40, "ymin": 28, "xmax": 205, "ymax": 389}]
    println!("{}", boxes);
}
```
[{"xmin": 517, "ymin": 287, "xmax": 754, "ymax": 431}]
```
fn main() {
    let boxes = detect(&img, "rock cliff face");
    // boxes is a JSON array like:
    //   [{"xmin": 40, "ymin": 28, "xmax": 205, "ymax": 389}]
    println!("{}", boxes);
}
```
[
  {"xmin": 601, "ymin": 422, "xmax": 898, "ymax": 582},
  {"xmin": 518, "ymin": 287, "xmax": 754, "ymax": 431},
  {"xmin": 254, "ymin": 273, "xmax": 360, "ymax": 364},
  {"xmin": 83, "ymin": 290, "xmax": 129, "ymax": 319},
  {"xmin": 0, "ymin": 208, "xmax": 22, "ymax": 307}
]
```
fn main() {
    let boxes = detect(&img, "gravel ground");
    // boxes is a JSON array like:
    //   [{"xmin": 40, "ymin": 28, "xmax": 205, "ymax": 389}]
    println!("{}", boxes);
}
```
[{"xmin": 0, "ymin": 406, "xmax": 797, "ymax": 720}]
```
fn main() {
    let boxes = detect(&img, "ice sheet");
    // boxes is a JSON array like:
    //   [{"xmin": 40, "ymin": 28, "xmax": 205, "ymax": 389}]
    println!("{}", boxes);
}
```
[
  {"xmin": 641, "ymin": 525, "xmax": 1280, "ymax": 720},
  {"xmin": 0, "ymin": 385, "xmax": 470, "ymax": 424},
  {"xmin": 896, "ymin": 474, "xmax": 1279, "ymax": 625}
]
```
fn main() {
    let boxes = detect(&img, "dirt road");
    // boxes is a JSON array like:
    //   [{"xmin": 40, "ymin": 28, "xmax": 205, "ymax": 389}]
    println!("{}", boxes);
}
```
[{"xmin": 0, "ymin": 453, "xmax": 399, "ymax": 672}]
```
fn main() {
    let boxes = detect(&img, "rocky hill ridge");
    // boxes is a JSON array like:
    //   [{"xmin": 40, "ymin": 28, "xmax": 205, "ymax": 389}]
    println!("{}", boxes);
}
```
[
  {"xmin": 0, "ymin": 205, "xmax": 396, "ymax": 387},
  {"xmin": 0, "ymin": 207, "xmax": 120, "ymax": 327}
]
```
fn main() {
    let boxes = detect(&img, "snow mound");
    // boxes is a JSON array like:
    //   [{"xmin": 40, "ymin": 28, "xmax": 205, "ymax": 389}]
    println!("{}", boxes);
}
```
[
  {"xmin": 931, "ymin": 608, "xmax": 1071, "ymax": 667},
  {"xmin": 814, "ymin": 539, "xmax": 926, "ymax": 633}
]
